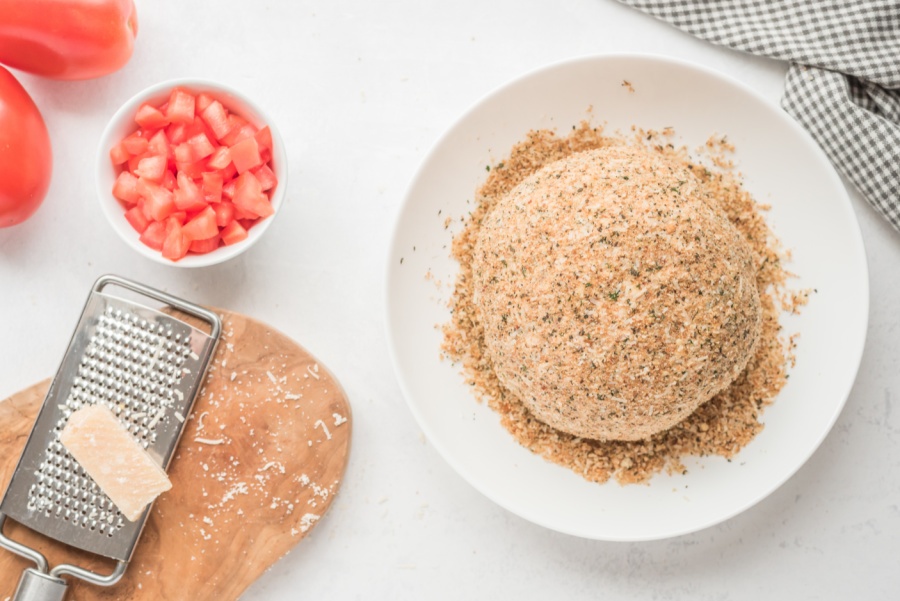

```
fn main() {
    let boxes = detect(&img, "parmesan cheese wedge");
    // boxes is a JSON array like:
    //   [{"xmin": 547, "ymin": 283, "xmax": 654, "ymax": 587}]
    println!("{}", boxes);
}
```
[{"xmin": 59, "ymin": 404, "xmax": 172, "ymax": 522}]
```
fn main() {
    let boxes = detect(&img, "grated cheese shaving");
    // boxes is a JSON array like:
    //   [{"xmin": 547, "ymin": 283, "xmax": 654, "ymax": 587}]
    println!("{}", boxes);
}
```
[
  {"xmin": 258, "ymin": 461, "xmax": 286, "ymax": 473},
  {"xmin": 147, "ymin": 407, "xmax": 167, "ymax": 430},
  {"xmin": 298, "ymin": 513, "xmax": 320, "ymax": 533},
  {"xmin": 194, "ymin": 437, "xmax": 225, "ymax": 445},
  {"xmin": 314, "ymin": 419, "xmax": 332, "ymax": 440}
]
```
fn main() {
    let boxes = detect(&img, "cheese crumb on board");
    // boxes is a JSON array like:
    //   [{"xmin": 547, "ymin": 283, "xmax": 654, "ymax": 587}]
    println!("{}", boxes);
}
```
[
  {"xmin": 59, "ymin": 404, "xmax": 172, "ymax": 522},
  {"xmin": 297, "ymin": 513, "xmax": 319, "ymax": 533},
  {"xmin": 194, "ymin": 437, "xmax": 225, "ymax": 445},
  {"xmin": 314, "ymin": 419, "xmax": 332, "ymax": 440}
]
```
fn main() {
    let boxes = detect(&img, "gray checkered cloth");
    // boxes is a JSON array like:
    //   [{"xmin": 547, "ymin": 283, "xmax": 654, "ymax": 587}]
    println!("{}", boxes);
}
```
[{"xmin": 620, "ymin": 0, "xmax": 900, "ymax": 231}]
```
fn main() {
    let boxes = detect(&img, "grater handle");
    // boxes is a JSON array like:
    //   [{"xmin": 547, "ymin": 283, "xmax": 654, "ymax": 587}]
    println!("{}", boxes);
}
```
[
  {"xmin": 93, "ymin": 274, "xmax": 222, "ymax": 339},
  {"xmin": 12, "ymin": 569, "xmax": 67, "ymax": 601},
  {"xmin": 0, "ymin": 513, "xmax": 48, "ymax": 572},
  {"xmin": 50, "ymin": 559, "xmax": 126, "ymax": 587},
  {"xmin": 1, "ymin": 513, "xmax": 127, "ymax": 595}
]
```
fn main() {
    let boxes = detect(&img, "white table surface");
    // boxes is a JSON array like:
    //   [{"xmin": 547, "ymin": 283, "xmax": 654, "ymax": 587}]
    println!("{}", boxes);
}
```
[{"xmin": 1, "ymin": 1, "xmax": 898, "ymax": 599}]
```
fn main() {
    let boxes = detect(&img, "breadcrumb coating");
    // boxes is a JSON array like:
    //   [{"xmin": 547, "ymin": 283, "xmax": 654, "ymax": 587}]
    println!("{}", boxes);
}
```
[{"xmin": 442, "ymin": 123, "xmax": 799, "ymax": 484}]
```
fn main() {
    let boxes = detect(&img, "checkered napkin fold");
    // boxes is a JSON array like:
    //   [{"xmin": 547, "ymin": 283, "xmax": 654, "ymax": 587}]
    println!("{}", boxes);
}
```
[{"xmin": 620, "ymin": 0, "xmax": 900, "ymax": 232}]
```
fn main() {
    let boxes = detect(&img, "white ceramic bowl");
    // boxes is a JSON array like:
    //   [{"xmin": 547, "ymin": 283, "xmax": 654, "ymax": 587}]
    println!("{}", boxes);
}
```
[
  {"xmin": 96, "ymin": 78, "xmax": 288, "ymax": 267},
  {"xmin": 386, "ymin": 54, "xmax": 869, "ymax": 540}
]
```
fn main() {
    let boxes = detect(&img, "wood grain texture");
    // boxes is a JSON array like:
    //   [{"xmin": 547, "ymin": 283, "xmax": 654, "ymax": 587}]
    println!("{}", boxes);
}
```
[{"xmin": 0, "ymin": 310, "xmax": 352, "ymax": 600}]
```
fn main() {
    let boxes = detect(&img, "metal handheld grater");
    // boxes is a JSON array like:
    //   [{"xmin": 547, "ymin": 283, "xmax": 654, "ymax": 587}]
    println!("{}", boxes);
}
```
[{"xmin": 0, "ymin": 275, "xmax": 221, "ymax": 601}]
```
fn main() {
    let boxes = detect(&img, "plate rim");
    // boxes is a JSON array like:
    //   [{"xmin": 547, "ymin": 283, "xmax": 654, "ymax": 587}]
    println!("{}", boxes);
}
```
[{"xmin": 384, "ymin": 52, "xmax": 870, "ymax": 541}]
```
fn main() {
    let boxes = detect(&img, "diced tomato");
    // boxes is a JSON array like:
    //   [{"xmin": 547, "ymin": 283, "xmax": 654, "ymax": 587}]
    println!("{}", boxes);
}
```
[
  {"xmin": 223, "ymin": 124, "xmax": 257, "ymax": 147},
  {"xmin": 135, "ymin": 103, "xmax": 170, "ymax": 130},
  {"xmin": 166, "ymin": 122, "xmax": 188, "ymax": 145},
  {"xmin": 229, "ymin": 137, "xmax": 262, "ymax": 174},
  {"xmin": 166, "ymin": 88, "xmax": 196, "ymax": 125},
  {"xmin": 222, "ymin": 179, "xmax": 236, "ymax": 199},
  {"xmin": 173, "ymin": 172, "xmax": 207, "ymax": 211},
  {"xmin": 126, "ymin": 152, "xmax": 146, "ymax": 174},
  {"xmin": 202, "ymin": 172, "xmax": 223, "ymax": 204},
  {"xmin": 141, "ymin": 183, "xmax": 176, "ymax": 222},
  {"xmin": 175, "ymin": 160, "xmax": 207, "ymax": 180},
  {"xmin": 254, "ymin": 126, "xmax": 273, "ymax": 151},
  {"xmin": 110, "ymin": 142, "xmax": 130, "ymax": 165},
  {"xmin": 186, "ymin": 116, "xmax": 216, "ymax": 144},
  {"xmin": 113, "ymin": 171, "xmax": 140, "ymax": 204},
  {"xmin": 232, "ymin": 170, "xmax": 261, "ymax": 204},
  {"xmin": 195, "ymin": 93, "xmax": 215, "ymax": 113},
  {"xmin": 139, "ymin": 221, "xmax": 167, "ymax": 251},
  {"xmin": 232, "ymin": 171, "xmax": 274, "ymax": 218},
  {"xmin": 206, "ymin": 146, "xmax": 231, "ymax": 170},
  {"xmin": 225, "ymin": 113, "xmax": 247, "ymax": 132},
  {"xmin": 213, "ymin": 201, "xmax": 234, "ymax": 227},
  {"xmin": 122, "ymin": 132, "xmax": 149, "ymax": 156},
  {"xmin": 175, "ymin": 134, "xmax": 216, "ymax": 164},
  {"xmin": 182, "ymin": 206, "xmax": 218, "ymax": 241},
  {"xmin": 186, "ymin": 133, "xmax": 216, "ymax": 161},
  {"xmin": 220, "ymin": 220, "xmax": 248, "ymax": 246},
  {"xmin": 134, "ymin": 155, "xmax": 167, "ymax": 183},
  {"xmin": 219, "ymin": 162, "xmax": 237, "ymax": 181},
  {"xmin": 162, "ymin": 218, "xmax": 190, "ymax": 260},
  {"xmin": 232, "ymin": 203, "xmax": 257, "ymax": 221},
  {"xmin": 221, "ymin": 114, "xmax": 256, "ymax": 146},
  {"xmin": 201, "ymin": 101, "xmax": 233, "ymax": 141},
  {"xmin": 252, "ymin": 164, "xmax": 277, "ymax": 191},
  {"xmin": 147, "ymin": 130, "xmax": 172, "ymax": 161},
  {"xmin": 135, "ymin": 176, "xmax": 154, "ymax": 198},
  {"xmin": 173, "ymin": 143, "xmax": 192, "ymax": 164},
  {"xmin": 124, "ymin": 206, "xmax": 150, "ymax": 233},
  {"xmin": 189, "ymin": 236, "xmax": 220, "ymax": 254},
  {"xmin": 162, "ymin": 169, "xmax": 177, "ymax": 191}
]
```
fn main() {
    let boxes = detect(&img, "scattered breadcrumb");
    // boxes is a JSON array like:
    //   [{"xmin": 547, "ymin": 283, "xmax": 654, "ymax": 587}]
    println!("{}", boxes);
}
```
[{"xmin": 442, "ymin": 121, "xmax": 805, "ymax": 484}]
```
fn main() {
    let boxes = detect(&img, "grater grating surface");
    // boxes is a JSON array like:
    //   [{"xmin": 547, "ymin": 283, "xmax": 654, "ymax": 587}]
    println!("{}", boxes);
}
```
[{"xmin": 0, "ymin": 277, "xmax": 220, "ymax": 563}]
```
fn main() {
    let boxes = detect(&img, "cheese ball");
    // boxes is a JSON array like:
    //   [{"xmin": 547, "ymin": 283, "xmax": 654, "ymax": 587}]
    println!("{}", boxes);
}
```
[{"xmin": 472, "ymin": 146, "xmax": 761, "ymax": 441}]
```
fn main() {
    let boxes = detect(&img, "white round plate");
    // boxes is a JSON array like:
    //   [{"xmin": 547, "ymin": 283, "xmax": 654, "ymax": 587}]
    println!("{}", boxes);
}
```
[{"xmin": 385, "ymin": 54, "xmax": 868, "ymax": 541}]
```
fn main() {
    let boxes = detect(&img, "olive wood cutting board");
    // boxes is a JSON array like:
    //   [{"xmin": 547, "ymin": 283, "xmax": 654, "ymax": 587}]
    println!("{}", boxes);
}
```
[{"xmin": 0, "ymin": 309, "xmax": 352, "ymax": 600}]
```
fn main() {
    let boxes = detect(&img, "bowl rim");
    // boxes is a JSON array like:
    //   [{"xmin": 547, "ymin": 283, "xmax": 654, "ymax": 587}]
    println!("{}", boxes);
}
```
[{"xmin": 96, "ymin": 77, "xmax": 288, "ymax": 268}]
